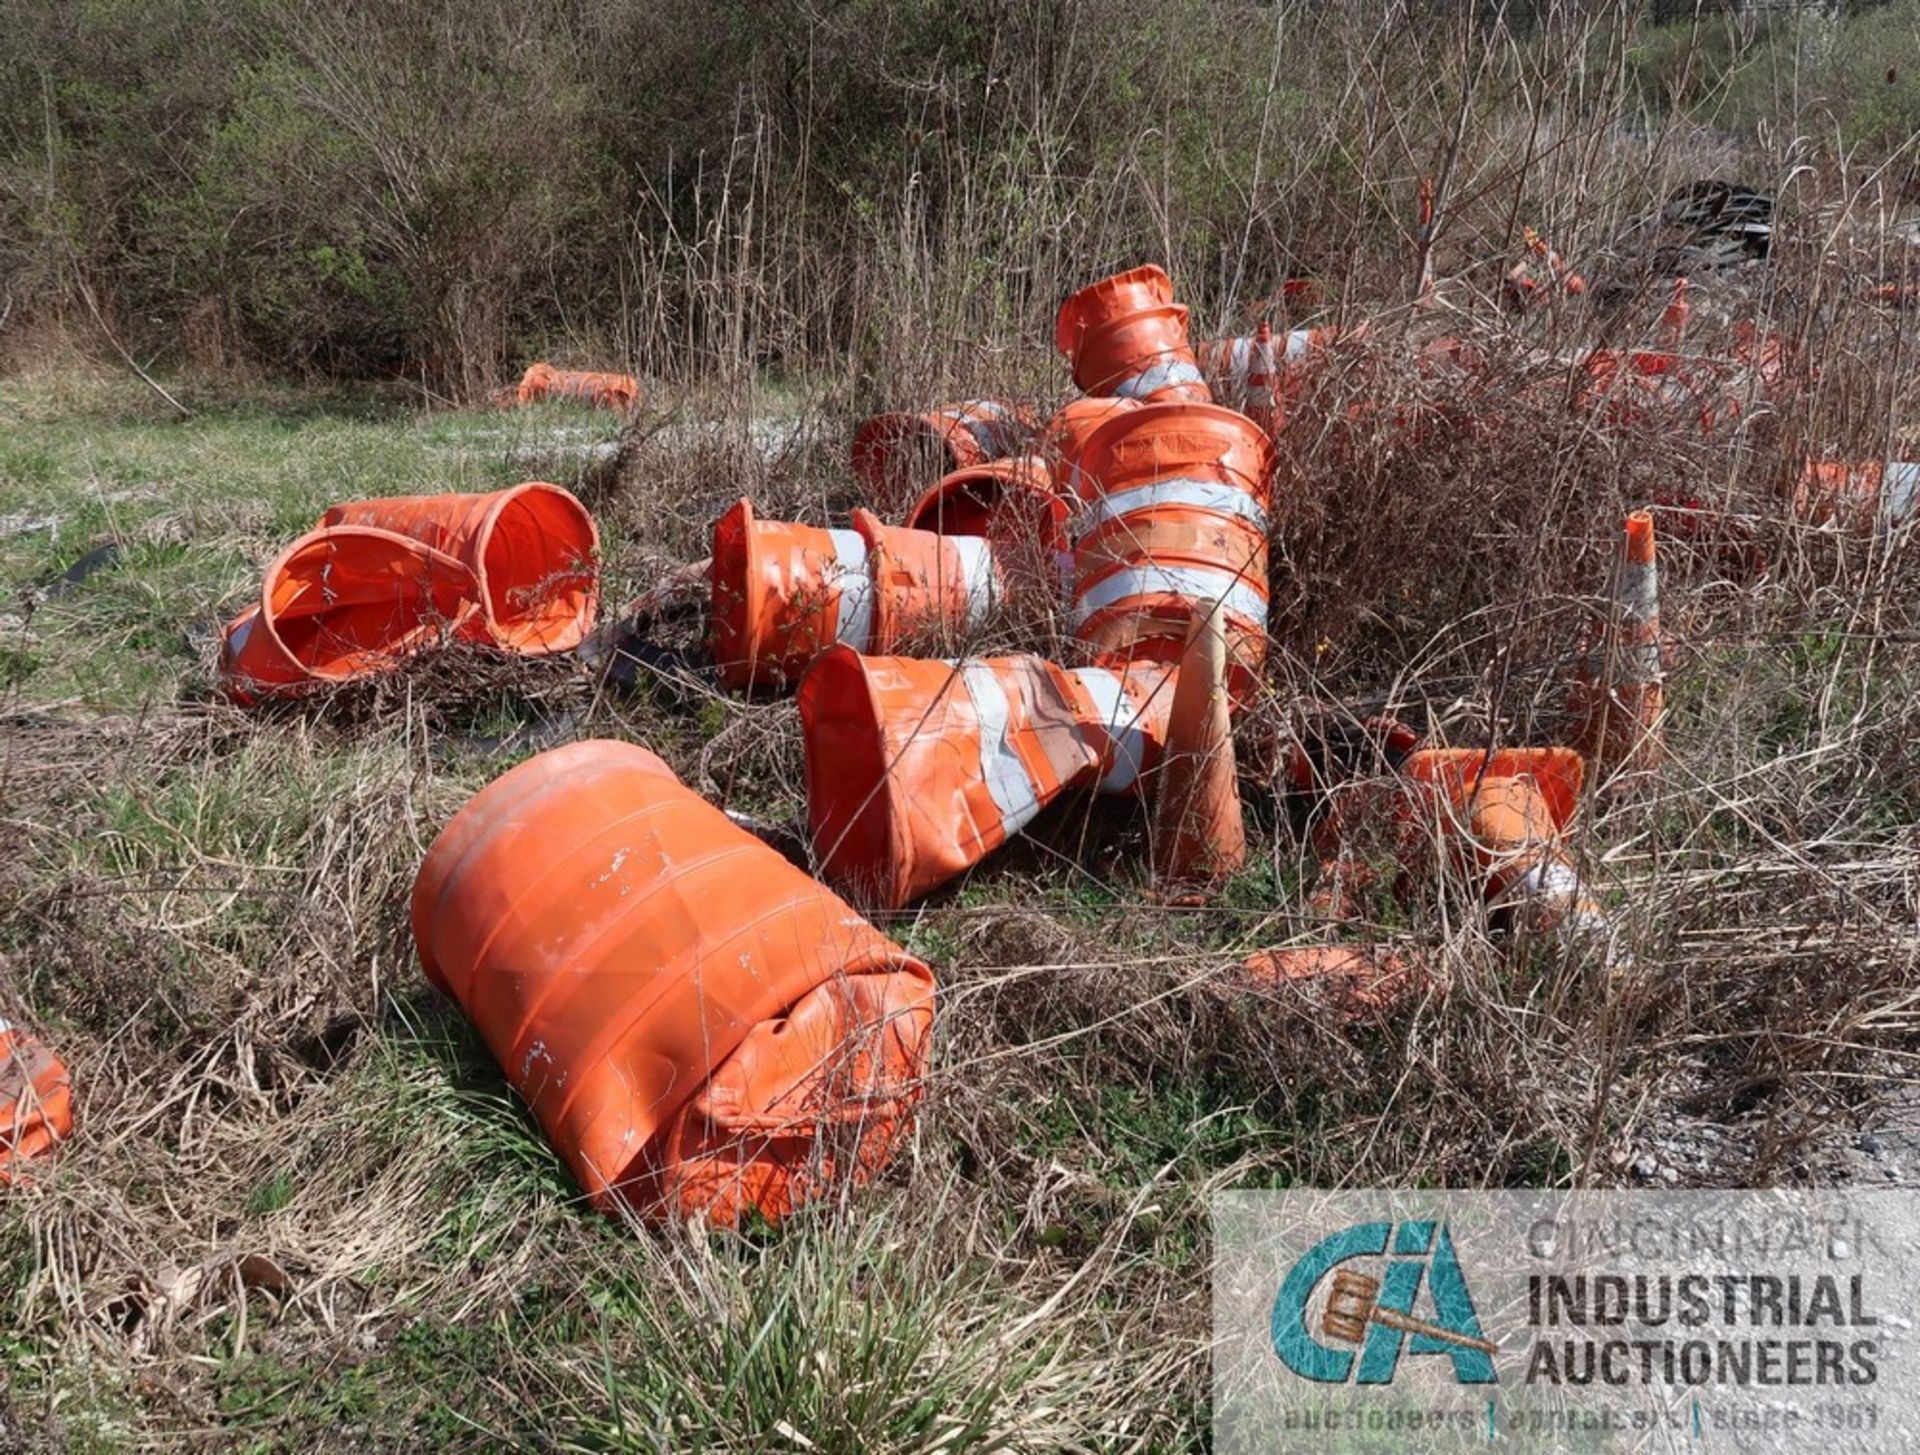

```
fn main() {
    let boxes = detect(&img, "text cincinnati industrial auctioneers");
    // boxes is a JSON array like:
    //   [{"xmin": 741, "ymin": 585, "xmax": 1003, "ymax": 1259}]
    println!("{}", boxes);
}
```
[
  {"xmin": 1265, "ymin": 1213, "xmax": 1889, "ymax": 1392},
  {"xmin": 1518, "ymin": 1215, "xmax": 1882, "ymax": 1389}
]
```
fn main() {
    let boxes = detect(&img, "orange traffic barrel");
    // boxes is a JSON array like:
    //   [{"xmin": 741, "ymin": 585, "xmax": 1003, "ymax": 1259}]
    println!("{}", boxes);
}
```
[
  {"xmin": 1150, "ymin": 605, "xmax": 1245, "ymax": 891},
  {"xmin": 320, "ymin": 482, "xmax": 599, "ymax": 654},
  {"xmin": 1056, "ymin": 265, "xmax": 1210, "ymax": 403},
  {"xmin": 851, "ymin": 400, "xmax": 1035, "ymax": 515},
  {"xmin": 1039, "ymin": 396, "xmax": 1141, "ymax": 499},
  {"xmin": 903, "ymin": 456, "xmax": 1070, "ymax": 604},
  {"xmin": 511, "ymin": 362, "xmax": 641, "ymax": 411},
  {"xmin": 710, "ymin": 499, "xmax": 875, "ymax": 689},
  {"xmin": 1068, "ymin": 400, "xmax": 1275, "ymax": 688},
  {"xmin": 219, "ymin": 526, "xmax": 483, "ymax": 703},
  {"xmin": 799, "ymin": 647, "xmax": 1175, "ymax": 909},
  {"xmin": 1795, "ymin": 459, "xmax": 1920, "ymax": 531},
  {"xmin": 1242, "ymin": 944, "xmax": 1439, "ymax": 1018},
  {"xmin": 0, "ymin": 1015, "xmax": 72, "ymax": 1179},
  {"xmin": 413, "ymin": 739, "xmax": 934, "ymax": 1224},
  {"xmin": 709, "ymin": 500, "xmax": 1004, "ymax": 689}
]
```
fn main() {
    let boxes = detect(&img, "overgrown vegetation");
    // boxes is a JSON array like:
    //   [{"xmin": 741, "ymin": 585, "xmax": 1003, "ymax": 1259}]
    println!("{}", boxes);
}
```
[{"xmin": 3, "ymin": 1, "xmax": 1920, "ymax": 1450}]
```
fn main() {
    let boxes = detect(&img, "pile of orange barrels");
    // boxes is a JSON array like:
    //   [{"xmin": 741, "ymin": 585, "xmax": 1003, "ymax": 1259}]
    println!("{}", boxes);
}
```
[{"xmin": 404, "ymin": 262, "xmax": 1302, "ymax": 1229}]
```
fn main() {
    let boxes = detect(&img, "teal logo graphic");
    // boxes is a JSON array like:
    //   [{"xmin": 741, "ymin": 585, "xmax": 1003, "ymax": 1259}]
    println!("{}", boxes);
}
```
[{"xmin": 1271, "ymin": 1221, "xmax": 1498, "ymax": 1384}]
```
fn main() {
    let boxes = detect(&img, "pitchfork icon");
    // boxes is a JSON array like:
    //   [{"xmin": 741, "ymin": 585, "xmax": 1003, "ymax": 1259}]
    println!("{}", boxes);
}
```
[{"xmin": 1321, "ymin": 1269, "xmax": 1498, "ymax": 1354}]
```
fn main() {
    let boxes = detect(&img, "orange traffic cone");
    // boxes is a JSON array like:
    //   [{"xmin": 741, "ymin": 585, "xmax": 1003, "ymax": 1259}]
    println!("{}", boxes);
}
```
[
  {"xmin": 320, "ymin": 482, "xmax": 599, "ymax": 654},
  {"xmin": 1569, "ymin": 510, "xmax": 1665, "ymax": 782},
  {"xmin": 852, "ymin": 400, "xmax": 1036, "ymax": 514},
  {"xmin": 1150, "ymin": 605, "xmax": 1245, "ymax": 891},
  {"xmin": 798, "ymin": 647, "xmax": 1175, "ymax": 909},
  {"xmin": 1055, "ymin": 265, "xmax": 1211, "ymax": 403},
  {"xmin": 1402, "ymin": 746, "xmax": 1629, "ymax": 972},
  {"xmin": 1660, "ymin": 278, "xmax": 1691, "ymax": 346},
  {"xmin": 1069, "ymin": 400, "xmax": 1275, "ymax": 692},
  {"xmin": 709, "ymin": 500, "xmax": 1005, "ymax": 690},
  {"xmin": 0, "ymin": 1015, "xmax": 72, "ymax": 1179},
  {"xmin": 510, "ymin": 362, "xmax": 641, "ymax": 411},
  {"xmin": 219, "ymin": 526, "xmax": 484, "ymax": 704},
  {"xmin": 414, "ymin": 739, "xmax": 934, "ymax": 1225}
]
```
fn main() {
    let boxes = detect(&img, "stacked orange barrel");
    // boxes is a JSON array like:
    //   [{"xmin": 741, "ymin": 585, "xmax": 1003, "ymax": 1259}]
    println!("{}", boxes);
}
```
[{"xmin": 1066, "ymin": 400, "xmax": 1276, "ymax": 694}]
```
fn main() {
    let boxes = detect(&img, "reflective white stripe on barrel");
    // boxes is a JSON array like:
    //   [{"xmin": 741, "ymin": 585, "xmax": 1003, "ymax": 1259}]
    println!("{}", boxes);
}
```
[
  {"xmin": 1881, "ymin": 462, "xmax": 1920, "ymax": 526},
  {"xmin": 827, "ymin": 529, "xmax": 873, "ymax": 651},
  {"xmin": 1070, "ymin": 667, "xmax": 1151, "ymax": 794},
  {"xmin": 1112, "ymin": 358, "xmax": 1206, "ymax": 400},
  {"xmin": 1225, "ymin": 337, "xmax": 1252, "ymax": 384},
  {"xmin": 1283, "ymin": 329, "xmax": 1316, "ymax": 362},
  {"xmin": 1072, "ymin": 565, "xmax": 1268, "ymax": 631},
  {"xmin": 955, "ymin": 400, "xmax": 1018, "ymax": 457},
  {"xmin": 960, "ymin": 663, "xmax": 1043, "ymax": 834},
  {"xmin": 948, "ymin": 536, "xmax": 1002, "ymax": 629},
  {"xmin": 1077, "ymin": 477, "xmax": 1269, "ymax": 535}
]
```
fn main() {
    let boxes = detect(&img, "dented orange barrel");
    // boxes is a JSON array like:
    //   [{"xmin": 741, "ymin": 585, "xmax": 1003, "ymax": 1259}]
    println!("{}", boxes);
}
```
[
  {"xmin": 0, "ymin": 1016, "xmax": 72, "ymax": 1179},
  {"xmin": 1795, "ymin": 460, "xmax": 1920, "ymax": 531},
  {"xmin": 413, "ymin": 739, "xmax": 934, "ymax": 1224},
  {"xmin": 1055, "ymin": 266, "xmax": 1210, "ymax": 404},
  {"xmin": 710, "ymin": 500, "xmax": 1003, "ymax": 689},
  {"xmin": 1068, "ymin": 401, "xmax": 1275, "ymax": 689},
  {"xmin": 852, "ymin": 400, "xmax": 1035, "ymax": 514},
  {"xmin": 511, "ymin": 362, "xmax": 640, "ymax": 411},
  {"xmin": 1039, "ymin": 396, "xmax": 1141, "ymax": 499},
  {"xmin": 219, "ymin": 527, "xmax": 483, "ymax": 703},
  {"xmin": 903, "ymin": 456, "xmax": 1070, "ymax": 601},
  {"xmin": 799, "ymin": 648, "xmax": 1174, "ymax": 909},
  {"xmin": 321, "ymin": 483, "xmax": 599, "ymax": 654}
]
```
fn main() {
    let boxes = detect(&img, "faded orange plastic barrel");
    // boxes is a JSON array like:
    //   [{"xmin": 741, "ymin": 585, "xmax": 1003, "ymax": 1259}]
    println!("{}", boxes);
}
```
[
  {"xmin": 413, "ymin": 740, "xmax": 934, "ymax": 1224},
  {"xmin": 1055, "ymin": 266, "xmax": 1210, "ymax": 403},
  {"xmin": 1068, "ymin": 401, "xmax": 1275, "ymax": 688},
  {"xmin": 800, "ymin": 648, "xmax": 1174, "ymax": 908},
  {"xmin": 709, "ymin": 500, "xmax": 1003, "ymax": 689},
  {"xmin": 851, "ymin": 400, "xmax": 1035, "ymax": 515},
  {"xmin": 321, "ymin": 483, "xmax": 599, "ymax": 653},
  {"xmin": 219, "ymin": 526, "xmax": 482, "ymax": 703},
  {"xmin": 512, "ymin": 362, "xmax": 641, "ymax": 411},
  {"xmin": 1039, "ymin": 397, "xmax": 1140, "ymax": 499},
  {"xmin": 0, "ymin": 1016, "xmax": 72, "ymax": 1179}
]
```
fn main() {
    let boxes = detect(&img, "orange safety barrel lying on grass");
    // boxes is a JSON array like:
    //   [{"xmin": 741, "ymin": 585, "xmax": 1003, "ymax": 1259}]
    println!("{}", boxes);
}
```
[
  {"xmin": 799, "ymin": 647, "xmax": 1174, "ymax": 908},
  {"xmin": 1068, "ymin": 401, "xmax": 1275, "ymax": 690},
  {"xmin": 710, "ymin": 500, "xmax": 1004, "ymax": 689},
  {"xmin": 1055, "ymin": 265, "xmax": 1211, "ymax": 404},
  {"xmin": 508, "ymin": 362, "xmax": 640, "ymax": 412},
  {"xmin": 219, "ymin": 527, "xmax": 484, "ymax": 703},
  {"xmin": 902, "ymin": 456, "xmax": 1070, "ymax": 601},
  {"xmin": 413, "ymin": 739, "xmax": 934, "ymax": 1225},
  {"xmin": 0, "ymin": 1016, "xmax": 72, "ymax": 1180},
  {"xmin": 851, "ymin": 400, "xmax": 1036, "ymax": 514},
  {"xmin": 219, "ymin": 484, "xmax": 599, "ymax": 703},
  {"xmin": 321, "ymin": 482, "xmax": 599, "ymax": 653},
  {"xmin": 1794, "ymin": 459, "xmax": 1920, "ymax": 531}
]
